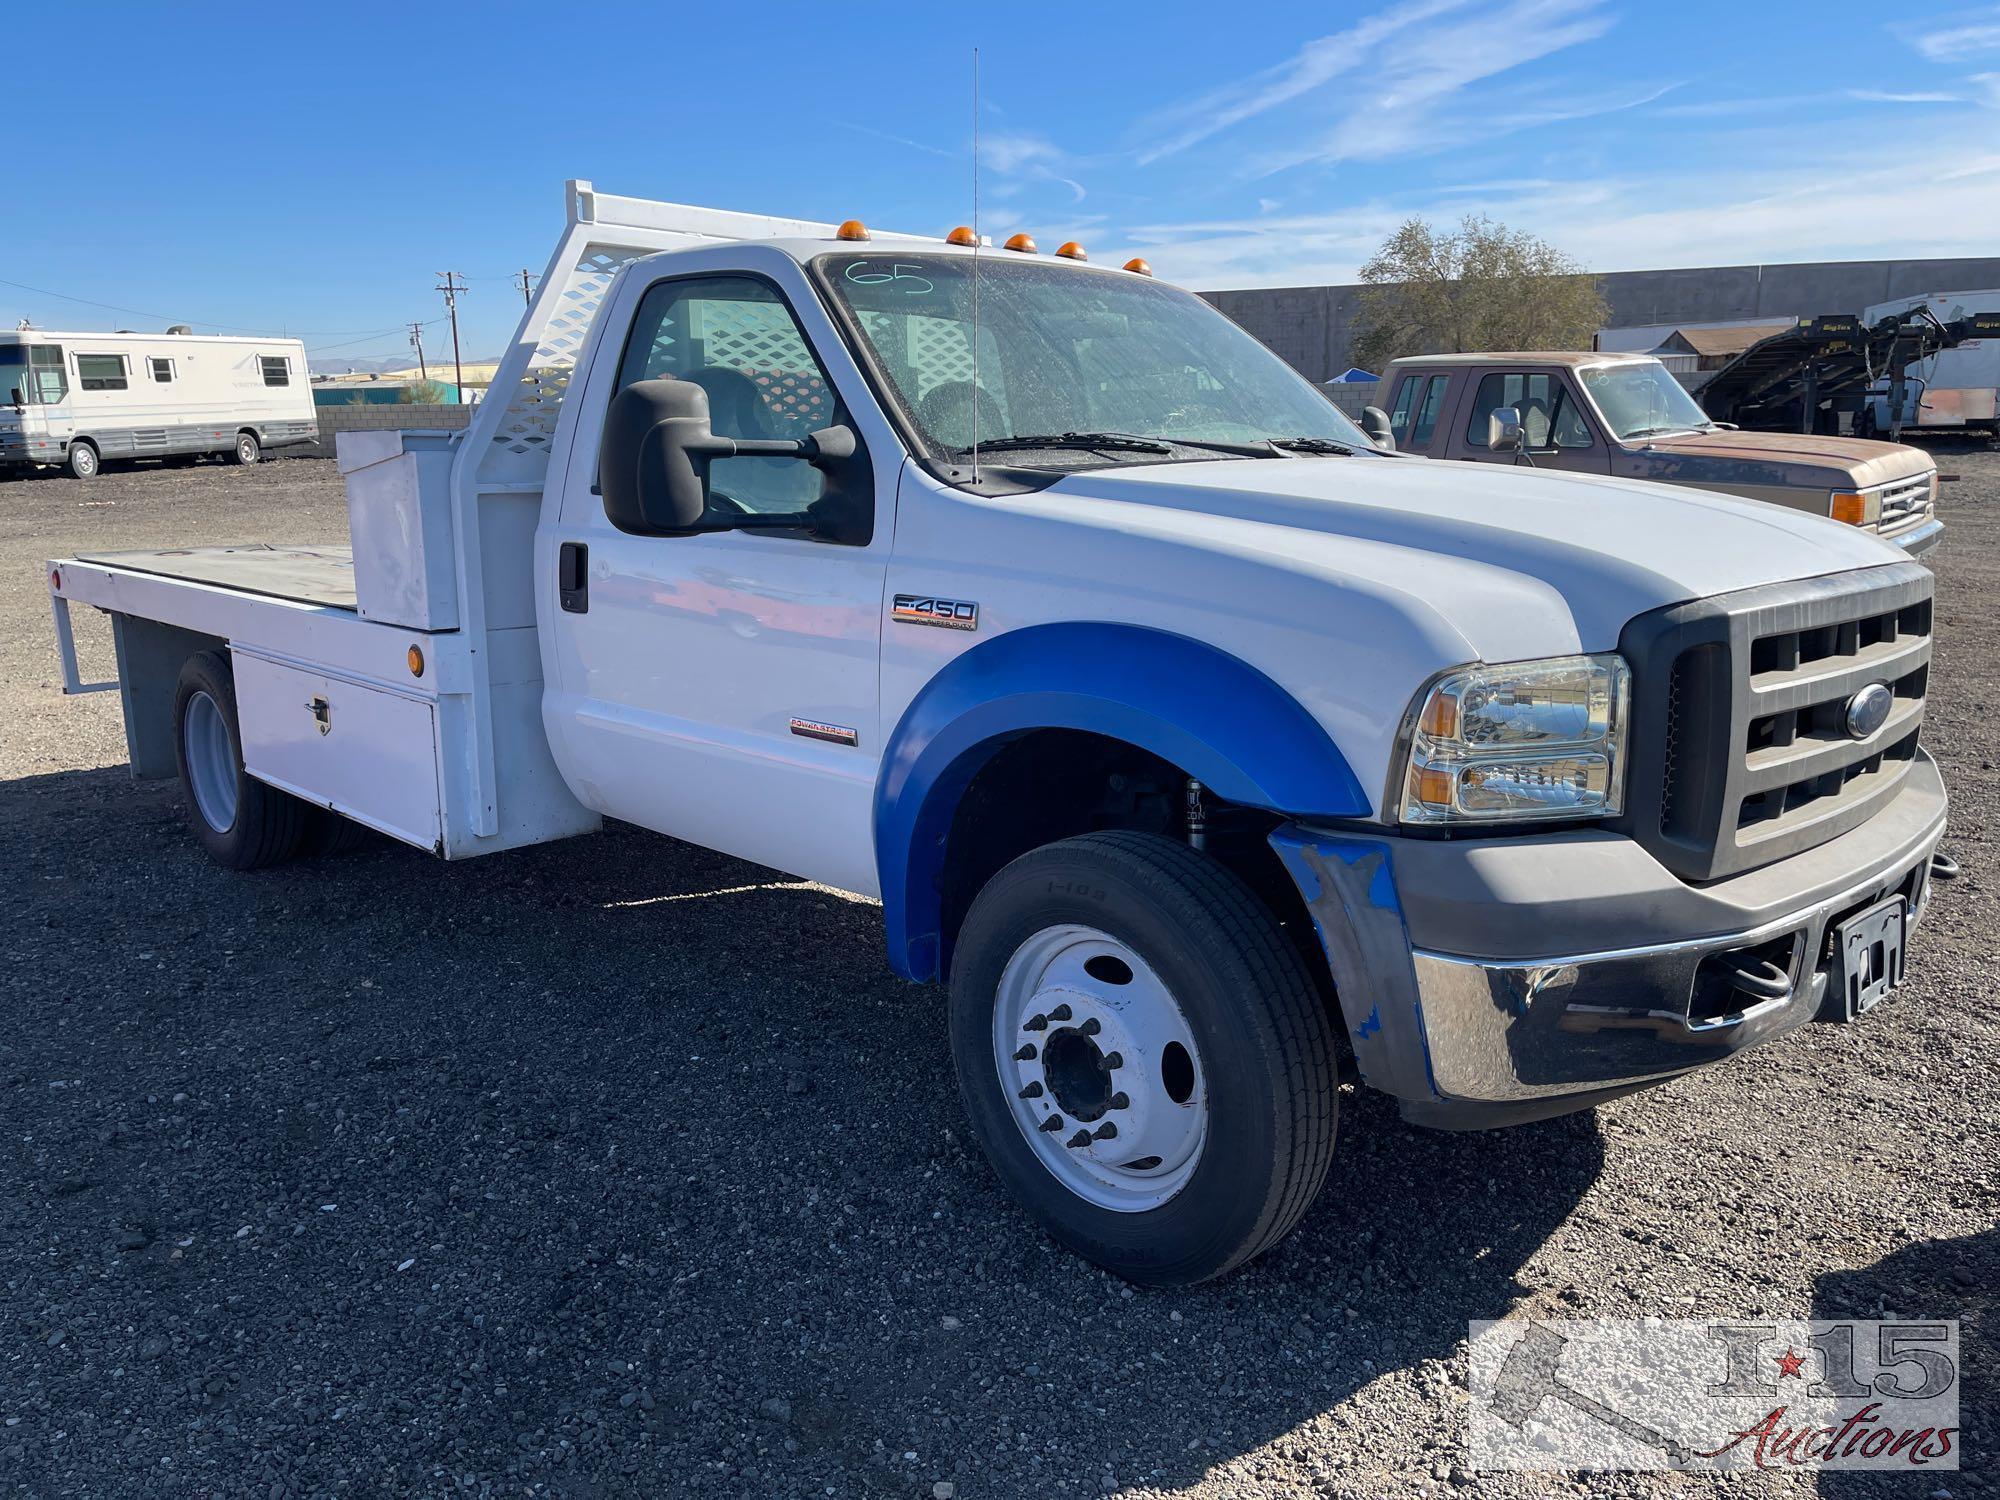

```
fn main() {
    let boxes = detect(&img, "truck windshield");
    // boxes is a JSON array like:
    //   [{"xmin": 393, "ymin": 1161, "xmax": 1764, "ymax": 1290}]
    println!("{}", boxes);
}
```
[
  {"xmin": 0, "ymin": 349, "xmax": 27, "ymax": 404},
  {"xmin": 816, "ymin": 252, "xmax": 1371, "ymax": 464},
  {"xmin": 1579, "ymin": 361, "xmax": 1715, "ymax": 441}
]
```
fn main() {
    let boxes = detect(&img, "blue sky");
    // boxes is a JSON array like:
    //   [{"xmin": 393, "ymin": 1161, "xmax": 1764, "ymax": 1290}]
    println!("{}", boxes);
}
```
[{"xmin": 7, "ymin": 1, "xmax": 1999, "ymax": 367}]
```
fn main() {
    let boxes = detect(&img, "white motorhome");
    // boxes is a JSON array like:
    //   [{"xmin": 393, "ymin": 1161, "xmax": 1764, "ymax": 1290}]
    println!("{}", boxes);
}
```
[
  {"xmin": 1862, "ymin": 290, "xmax": 2000, "ymax": 438},
  {"xmin": 0, "ymin": 329, "xmax": 318, "ymax": 477}
]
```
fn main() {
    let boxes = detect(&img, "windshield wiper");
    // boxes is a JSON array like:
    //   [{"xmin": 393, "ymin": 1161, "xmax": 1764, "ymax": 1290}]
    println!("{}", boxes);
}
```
[
  {"xmin": 1622, "ymin": 425, "xmax": 1704, "ymax": 440},
  {"xmin": 957, "ymin": 431, "xmax": 1174, "ymax": 456},
  {"xmin": 1271, "ymin": 436, "xmax": 1360, "ymax": 456}
]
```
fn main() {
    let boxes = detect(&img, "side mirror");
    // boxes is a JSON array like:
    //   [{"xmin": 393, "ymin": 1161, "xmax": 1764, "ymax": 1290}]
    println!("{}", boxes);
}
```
[
  {"xmin": 599, "ymin": 377, "xmax": 859, "ymax": 537},
  {"xmin": 601, "ymin": 378, "xmax": 722, "ymax": 533},
  {"xmin": 1360, "ymin": 405, "xmax": 1395, "ymax": 450},
  {"xmin": 1486, "ymin": 406, "xmax": 1524, "ymax": 453},
  {"xmin": 7, "ymin": 387, "xmax": 22, "ymax": 409}
]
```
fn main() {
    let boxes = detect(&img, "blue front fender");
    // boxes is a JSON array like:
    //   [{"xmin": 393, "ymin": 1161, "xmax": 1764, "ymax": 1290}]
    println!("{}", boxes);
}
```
[{"xmin": 873, "ymin": 622, "xmax": 1371, "ymax": 980}]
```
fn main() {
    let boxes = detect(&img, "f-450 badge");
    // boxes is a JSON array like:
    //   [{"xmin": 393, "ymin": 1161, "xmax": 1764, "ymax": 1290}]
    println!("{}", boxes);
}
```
[{"xmin": 892, "ymin": 594, "xmax": 979, "ymax": 631}]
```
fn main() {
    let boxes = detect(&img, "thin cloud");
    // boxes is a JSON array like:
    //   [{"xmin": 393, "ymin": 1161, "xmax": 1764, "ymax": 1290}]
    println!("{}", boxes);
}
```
[
  {"xmin": 833, "ymin": 121, "xmax": 956, "ymax": 159},
  {"xmin": 1902, "ymin": 11, "xmax": 2000, "ymax": 60},
  {"xmin": 1847, "ymin": 88, "xmax": 1966, "ymax": 103},
  {"xmin": 978, "ymin": 133, "xmax": 1088, "ymax": 203},
  {"xmin": 1134, "ymin": 0, "xmax": 1467, "ymax": 163}
]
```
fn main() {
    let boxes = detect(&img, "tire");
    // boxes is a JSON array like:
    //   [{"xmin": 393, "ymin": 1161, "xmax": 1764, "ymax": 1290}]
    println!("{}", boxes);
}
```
[
  {"xmin": 172, "ymin": 650, "xmax": 309, "ymax": 869},
  {"xmin": 950, "ymin": 831, "xmax": 1339, "ymax": 1285},
  {"xmin": 67, "ymin": 441, "xmax": 99, "ymax": 479},
  {"xmin": 302, "ymin": 807, "xmax": 371, "ymax": 857},
  {"xmin": 230, "ymin": 431, "xmax": 261, "ymax": 466}
]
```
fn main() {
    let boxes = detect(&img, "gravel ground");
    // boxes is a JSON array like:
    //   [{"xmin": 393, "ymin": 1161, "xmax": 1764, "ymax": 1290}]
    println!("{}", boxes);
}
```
[{"xmin": 1, "ymin": 451, "xmax": 1995, "ymax": 1499}]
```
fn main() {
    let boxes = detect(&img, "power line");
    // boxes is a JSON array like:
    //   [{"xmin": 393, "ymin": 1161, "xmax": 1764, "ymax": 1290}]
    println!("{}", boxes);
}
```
[
  {"xmin": 303, "ymin": 318, "xmax": 446, "ymax": 357},
  {"xmin": 0, "ymin": 274, "xmax": 417, "ymax": 339},
  {"xmin": 513, "ymin": 268, "xmax": 539, "ymax": 306}
]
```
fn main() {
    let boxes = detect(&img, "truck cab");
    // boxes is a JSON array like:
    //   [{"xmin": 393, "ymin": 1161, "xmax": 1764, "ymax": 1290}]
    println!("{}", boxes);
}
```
[
  {"xmin": 47, "ymin": 185, "xmax": 1951, "ymax": 1285},
  {"xmin": 1380, "ymin": 351, "xmax": 1942, "ymax": 555}
]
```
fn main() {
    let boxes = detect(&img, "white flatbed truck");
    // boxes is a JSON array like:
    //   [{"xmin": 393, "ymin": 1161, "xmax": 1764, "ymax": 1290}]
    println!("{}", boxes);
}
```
[{"xmin": 47, "ymin": 182, "xmax": 1951, "ymax": 1284}]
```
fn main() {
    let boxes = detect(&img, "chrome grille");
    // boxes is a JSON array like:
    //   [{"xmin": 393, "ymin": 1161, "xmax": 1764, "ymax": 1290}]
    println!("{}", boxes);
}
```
[
  {"xmin": 1618, "ymin": 563, "xmax": 1933, "ymax": 882},
  {"xmin": 1874, "ymin": 472, "xmax": 1933, "ymax": 533}
]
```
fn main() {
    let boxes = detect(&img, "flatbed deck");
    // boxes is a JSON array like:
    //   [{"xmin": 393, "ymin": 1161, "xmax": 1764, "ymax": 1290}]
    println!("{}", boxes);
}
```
[{"xmin": 73, "ymin": 545, "xmax": 358, "ymax": 612}]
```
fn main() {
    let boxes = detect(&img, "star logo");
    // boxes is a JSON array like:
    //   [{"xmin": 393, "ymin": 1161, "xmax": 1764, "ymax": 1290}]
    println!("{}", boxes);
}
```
[{"xmin": 1775, "ymin": 1348, "xmax": 1807, "ymax": 1379}]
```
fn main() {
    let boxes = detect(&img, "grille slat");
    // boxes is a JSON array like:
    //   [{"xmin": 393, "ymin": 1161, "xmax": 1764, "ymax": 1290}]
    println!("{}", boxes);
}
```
[{"xmin": 1619, "ymin": 562, "xmax": 1933, "ymax": 882}]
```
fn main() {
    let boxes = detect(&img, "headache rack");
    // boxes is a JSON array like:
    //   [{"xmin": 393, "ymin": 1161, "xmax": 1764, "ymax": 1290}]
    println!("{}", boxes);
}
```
[{"xmin": 1618, "ymin": 561, "xmax": 1933, "ymax": 883}]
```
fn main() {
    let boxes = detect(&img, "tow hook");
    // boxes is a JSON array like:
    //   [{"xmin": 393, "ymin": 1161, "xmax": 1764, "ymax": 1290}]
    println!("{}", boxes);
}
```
[{"xmin": 1930, "ymin": 851, "xmax": 1960, "ymax": 882}]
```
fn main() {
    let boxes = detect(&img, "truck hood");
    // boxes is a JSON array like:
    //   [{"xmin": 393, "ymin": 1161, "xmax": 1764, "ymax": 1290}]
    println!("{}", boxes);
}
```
[
  {"xmin": 1034, "ymin": 454, "xmax": 1907, "ymax": 657},
  {"xmin": 1636, "ymin": 429, "xmax": 1933, "ymax": 489}
]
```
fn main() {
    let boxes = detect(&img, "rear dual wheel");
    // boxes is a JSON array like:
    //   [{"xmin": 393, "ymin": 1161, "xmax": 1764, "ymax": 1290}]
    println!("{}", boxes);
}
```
[
  {"xmin": 950, "ymin": 832, "xmax": 1339, "ymax": 1285},
  {"xmin": 172, "ymin": 651, "xmax": 364, "ymax": 868}
]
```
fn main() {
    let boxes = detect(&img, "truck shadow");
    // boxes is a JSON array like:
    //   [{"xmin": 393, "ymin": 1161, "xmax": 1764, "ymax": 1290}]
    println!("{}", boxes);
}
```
[
  {"xmin": 3, "ymin": 765, "xmax": 1604, "ymax": 1496},
  {"xmin": 1812, "ymin": 1226, "xmax": 1993, "ymax": 1496}
]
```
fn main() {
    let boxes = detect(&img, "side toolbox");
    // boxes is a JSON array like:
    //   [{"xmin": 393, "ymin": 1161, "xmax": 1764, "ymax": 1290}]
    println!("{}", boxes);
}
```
[{"xmin": 232, "ymin": 650, "xmax": 444, "ymax": 851}]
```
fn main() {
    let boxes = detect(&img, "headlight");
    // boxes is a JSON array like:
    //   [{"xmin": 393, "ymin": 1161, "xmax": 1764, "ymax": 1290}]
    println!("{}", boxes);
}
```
[{"xmin": 1399, "ymin": 654, "xmax": 1630, "ymax": 825}]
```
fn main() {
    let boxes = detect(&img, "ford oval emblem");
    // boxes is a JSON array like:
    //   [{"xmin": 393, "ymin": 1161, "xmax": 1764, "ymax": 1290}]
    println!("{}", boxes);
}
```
[{"xmin": 1844, "ymin": 682, "xmax": 1893, "ymax": 740}]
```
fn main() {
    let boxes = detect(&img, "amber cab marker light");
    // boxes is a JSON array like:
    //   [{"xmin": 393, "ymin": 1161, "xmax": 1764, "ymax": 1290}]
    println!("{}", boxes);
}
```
[
  {"xmin": 835, "ymin": 219, "xmax": 871, "ymax": 242},
  {"xmin": 1830, "ymin": 491, "xmax": 1870, "ymax": 526},
  {"xmin": 1122, "ymin": 257, "xmax": 1153, "ymax": 277},
  {"xmin": 945, "ymin": 225, "xmax": 978, "ymax": 246},
  {"xmin": 407, "ymin": 644, "xmax": 425, "ymax": 678},
  {"xmin": 1003, "ymin": 232, "xmax": 1038, "ymax": 254},
  {"xmin": 1055, "ymin": 241, "xmax": 1088, "ymax": 261}
]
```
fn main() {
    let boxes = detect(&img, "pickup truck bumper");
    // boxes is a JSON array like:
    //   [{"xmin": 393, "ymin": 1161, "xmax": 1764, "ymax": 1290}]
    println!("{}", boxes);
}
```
[
  {"xmin": 1271, "ymin": 750, "xmax": 1948, "ymax": 1129},
  {"xmin": 1890, "ymin": 516, "xmax": 1944, "ymax": 558}
]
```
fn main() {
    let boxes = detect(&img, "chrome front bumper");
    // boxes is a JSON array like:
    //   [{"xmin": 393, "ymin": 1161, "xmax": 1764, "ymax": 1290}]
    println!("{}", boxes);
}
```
[
  {"xmin": 1889, "ymin": 516, "xmax": 1944, "ymax": 558},
  {"xmin": 1272, "ymin": 751, "xmax": 1948, "ymax": 1129}
]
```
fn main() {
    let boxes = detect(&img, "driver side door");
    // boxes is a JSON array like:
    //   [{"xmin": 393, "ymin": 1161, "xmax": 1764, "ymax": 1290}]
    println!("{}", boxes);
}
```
[{"xmin": 547, "ymin": 266, "xmax": 895, "ymax": 897}]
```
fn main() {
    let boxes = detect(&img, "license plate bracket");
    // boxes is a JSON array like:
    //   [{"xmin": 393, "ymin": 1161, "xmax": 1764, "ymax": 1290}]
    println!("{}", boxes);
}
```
[{"xmin": 1828, "ymin": 895, "xmax": 1906, "ymax": 1022}]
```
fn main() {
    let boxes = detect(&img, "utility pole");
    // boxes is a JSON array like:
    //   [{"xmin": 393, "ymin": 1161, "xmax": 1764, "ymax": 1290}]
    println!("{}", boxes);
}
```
[
  {"xmin": 435, "ymin": 272, "xmax": 466, "ymax": 404},
  {"xmin": 408, "ymin": 321, "xmax": 428, "ymax": 381},
  {"xmin": 513, "ymin": 268, "xmax": 538, "ymax": 307}
]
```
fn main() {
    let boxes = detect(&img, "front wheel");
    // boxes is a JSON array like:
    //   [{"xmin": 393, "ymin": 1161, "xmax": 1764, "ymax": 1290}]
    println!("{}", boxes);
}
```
[
  {"xmin": 231, "ymin": 431, "xmax": 261, "ymax": 465},
  {"xmin": 950, "ymin": 831, "xmax": 1339, "ymax": 1285},
  {"xmin": 67, "ymin": 442, "xmax": 99, "ymax": 479}
]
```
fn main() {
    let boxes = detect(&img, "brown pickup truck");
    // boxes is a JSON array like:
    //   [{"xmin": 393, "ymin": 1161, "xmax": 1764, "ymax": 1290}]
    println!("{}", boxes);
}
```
[{"xmin": 1374, "ymin": 352, "xmax": 1941, "ymax": 556}]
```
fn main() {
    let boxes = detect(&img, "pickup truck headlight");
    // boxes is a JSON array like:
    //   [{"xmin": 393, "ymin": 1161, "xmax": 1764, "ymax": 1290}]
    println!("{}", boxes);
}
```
[{"xmin": 1399, "ymin": 654, "xmax": 1630, "ymax": 825}]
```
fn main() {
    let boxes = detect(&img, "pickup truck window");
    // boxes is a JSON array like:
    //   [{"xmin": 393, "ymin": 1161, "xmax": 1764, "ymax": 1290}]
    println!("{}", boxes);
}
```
[
  {"xmin": 817, "ymin": 253, "xmax": 1370, "ymax": 465},
  {"xmin": 1389, "ymin": 373, "xmax": 1451, "ymax": 447},
  {"xmin": 616, "ymin": 274, "xmax": 842, "ymax": 516},
  {"xmin": 1464, "ymin": 372, "xmax": 1591, "ymax": 450},
  {"xmin": 1579, "ymin": 361, "xmax": 1714, "ymax": 441}
]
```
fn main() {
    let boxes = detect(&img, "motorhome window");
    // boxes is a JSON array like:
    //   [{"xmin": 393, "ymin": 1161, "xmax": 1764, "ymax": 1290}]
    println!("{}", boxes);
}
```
[
  {"xmin": 260, "ymin": 356, "xmax": 291, "ymax": 387},
  {"xmin": 150, "ymin": 357, "xmax": 176, "ymax": 383},
  {"xmin": 616, "ymin": 273, "xmax": 841, "ymax": 515},
  {"xmin": 30, "ymin": 346, "xmax": 66, "ymax": 403},
  {"xmin": 76, "ymin": 354, "xmax": 129, "ymax": 392}
]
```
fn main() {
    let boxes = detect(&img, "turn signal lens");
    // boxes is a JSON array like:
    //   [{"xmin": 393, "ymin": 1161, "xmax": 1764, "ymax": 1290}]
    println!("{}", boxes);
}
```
[
  {"xmin": 1123, "ymin": 257, "xmax": 1153, "ymax": 276},
  {"xmin": 835, "ymin": 219, "xmax": 871, "ymax": 242},
  {"xmin": 49, "ymin": 567, "xmax": 61, "ymax": 591},
  {"xmin": 1830, "ymin": 491, "xmax": 1874, "ymax": 526},
  {"xmin": 1055, "ymin": 241, "xmax": 1088, "ymax": 261},
  {"xmin": 945, "ymin": 225, "xmax": 978, "ymax": 246},
  {"xmin": 407, "ymin": 645, "xmax": 425, "ymax": 677},
  {"xmin": 1418, "ymin": 689, "xmax": 1459, "ymax": 740},
  {"xmin": 1003, "ymin": 233, "xmax": 1038, "ymax": 253}
]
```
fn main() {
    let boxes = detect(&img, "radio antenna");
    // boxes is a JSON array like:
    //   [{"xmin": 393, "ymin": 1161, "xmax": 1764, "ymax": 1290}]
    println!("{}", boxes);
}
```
[{"xmin": 971, "ymin": 45, "xmax": 982, "ymax": 485}]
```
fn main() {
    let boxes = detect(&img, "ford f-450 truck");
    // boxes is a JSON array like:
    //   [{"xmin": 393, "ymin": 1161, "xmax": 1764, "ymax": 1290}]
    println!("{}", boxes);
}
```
[{"xmin": 47, "ymin": 184, "xmax": 1951, "ymax": 1284}]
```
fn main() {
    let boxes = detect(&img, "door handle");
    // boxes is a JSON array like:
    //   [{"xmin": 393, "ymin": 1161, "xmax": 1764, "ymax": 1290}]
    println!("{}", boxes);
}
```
[{"xmin": 558, "ymin": 542, "xmax": 588, "ymax": 613}]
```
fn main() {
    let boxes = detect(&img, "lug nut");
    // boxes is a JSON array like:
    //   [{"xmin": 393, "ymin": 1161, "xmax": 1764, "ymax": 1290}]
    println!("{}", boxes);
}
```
[
  {"xmin": 1109, "ymin": 1092, "xmax": 1130, "ymax": 1110},
  {"xmin": 1067, "ymin": 1130, "xmax": 1093, "ymax": 1149},
  {"xmin": 1014, "ymin": 1044, "xmax": 1037, "ymax": 1061},
  {"xmin": 1018, "ymin": 1081, "xmax": 1044, "ymax": 1099},
  {"xmin": 1103, "ymin": 1052, "xmax": 1123, "ymax": 1070},
  {"xmin": 1080, "ymin": 1017, "xmax": 1101, "ymax": 1036},
  {"xmin": 1022, "ymin": 1013, "xmax": 1049, "ymax": 1032},
  {"xmin": 1048, "ymin": 1003, "xmax": 1073, "ymax": 1022},
  {"xmin": 1093, "ymin": 1122, "xmax": 1118, "ymax": 1141},
  {"xmin": 1038, "ymin": 1114, "xmax": 1065, "ymax": 1133}
]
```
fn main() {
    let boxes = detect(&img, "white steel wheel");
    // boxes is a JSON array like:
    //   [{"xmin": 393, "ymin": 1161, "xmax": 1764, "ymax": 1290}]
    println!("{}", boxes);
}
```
[
  {"xmin": 182, "ymin": 689, "xmax": 239, "ymax": 833},
  {"xmin": 993, "ymin": 925, "xmax": 1207, "ymax": 1212},
  {"xmin": 67, "ymin": 443, "xmax": 98, "ymax": 479},
  {"xmin": 233, "ymin": 433, "xmax": 261, "ymax": 465}
]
